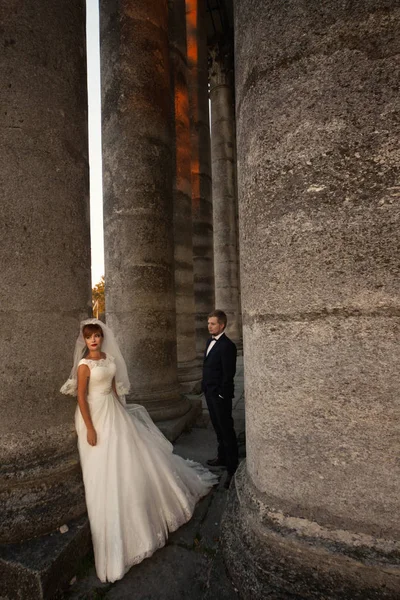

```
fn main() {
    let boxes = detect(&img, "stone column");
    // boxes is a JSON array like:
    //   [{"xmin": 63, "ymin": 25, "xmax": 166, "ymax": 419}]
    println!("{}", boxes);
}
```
[
  {"xmin": 101, "ymin": 0, "xmax": 189, "ymax": 422},
  {"xmin": 169, "ymin": 0, "xmax": 202, "ymax": 393},
  {"xmin": 223, "ymin": 1, "xmax": 400, "ymax": 598},
  {"xmin": 0, "ymin": 0, "xmax": 90, "ymax": 546},
  {"xmin": 209, "ymin": 39, "xmax": 241, "ymax": 344},
  {"xmin": 186, "ymin": 0, "xmax": 215, "ymax": 355}
]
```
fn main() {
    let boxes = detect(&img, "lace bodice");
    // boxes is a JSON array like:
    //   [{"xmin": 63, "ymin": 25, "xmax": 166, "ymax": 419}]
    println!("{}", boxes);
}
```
[{"xmin": 79, "ymin": 354, "xmax": 117, "ymax": 396}]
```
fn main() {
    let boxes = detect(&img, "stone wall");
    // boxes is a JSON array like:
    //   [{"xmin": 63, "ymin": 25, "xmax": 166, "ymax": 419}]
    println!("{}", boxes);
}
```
[{"xmin": 223, "ymin": 0, "xmax": 400, "ymax": 597}]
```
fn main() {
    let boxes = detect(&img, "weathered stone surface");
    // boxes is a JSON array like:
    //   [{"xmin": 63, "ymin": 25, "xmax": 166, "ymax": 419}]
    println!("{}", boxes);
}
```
[
  {"xmin": 0, "ymin": 517, "xmax": 90, "ymax": 600},
  {"xmin": 245, "ymin": 316, "xmax": 400, "ymax": 537},
  {"xmin": 101, "ymin": 0, "xmax": 189, "ymax": 421},
  {"xmin": 0, "ymin": 0, "xmax": 90, "ymax": 543},
  {"xmin": 224, "ymin": 0, "xmax": 400, "ymax": 596},
  {"xmin": 169, "ymin": 0, "xmax": 202, "ymax": 392},
  {"xmin": 186, "ymin": 0, "xmax": 215, "ymax": 356},
  {"xmin": 209, "ymin": 40, "xmax": 241, "ymax": 344},
  {"xmin": 223, "ymin": 467, "xmax": 400, "ymax": 599},
  {"xmin": 0, "ymin": 425, "xmax": 85, "ymax": 544},
  {"xmin": 156, "ymin": 396, "xmax": 202, "ymax": 442}
]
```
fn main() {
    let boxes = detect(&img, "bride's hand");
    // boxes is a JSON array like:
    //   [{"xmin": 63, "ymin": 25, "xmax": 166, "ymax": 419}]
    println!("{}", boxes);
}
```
[{"xmin": 87, "ymin": 427, "xmax": 97, "ymax": 446}]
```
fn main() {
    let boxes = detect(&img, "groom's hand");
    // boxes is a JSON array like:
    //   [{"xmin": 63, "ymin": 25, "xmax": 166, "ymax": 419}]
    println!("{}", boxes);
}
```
[{"xmin": 87, "ymin": 427, "xmax": 97, "ymax": 446}]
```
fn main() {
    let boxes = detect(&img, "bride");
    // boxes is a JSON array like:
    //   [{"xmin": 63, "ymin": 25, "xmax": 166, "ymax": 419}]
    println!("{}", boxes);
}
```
[{"xmin": 61, "ymin": 318, "xmax": 217, "ymax": 583}]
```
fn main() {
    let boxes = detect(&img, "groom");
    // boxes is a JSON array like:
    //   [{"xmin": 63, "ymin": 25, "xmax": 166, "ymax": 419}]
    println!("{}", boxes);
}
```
[{"xmin": 202, "ymin": 310, "xmax": 238, "ymax": 488}]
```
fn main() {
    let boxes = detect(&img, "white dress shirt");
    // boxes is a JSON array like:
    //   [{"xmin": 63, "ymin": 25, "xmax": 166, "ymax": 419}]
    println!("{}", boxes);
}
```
[{"xmin": 206, "ymin": 331, "xmax": 225, "ymax": 356}]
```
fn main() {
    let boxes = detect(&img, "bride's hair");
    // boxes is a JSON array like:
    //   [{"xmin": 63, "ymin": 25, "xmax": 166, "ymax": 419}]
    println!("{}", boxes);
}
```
[
  {"xmin": 82, "ymin": 323, "xmax": 104, "ymax": 338},
  {"xmin": 82, "ymin": 323, "xmax": 104, "ymax": 357}
]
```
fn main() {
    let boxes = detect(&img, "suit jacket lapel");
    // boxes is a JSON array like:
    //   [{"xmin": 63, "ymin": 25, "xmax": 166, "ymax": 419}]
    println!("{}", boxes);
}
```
[
  {"xmin": 204, "ymin": 337, "xmax": 212, "ymax": 360},
  {"xmin": 205, "ymin": 336, "xmax": 221, "ymax": 360}
]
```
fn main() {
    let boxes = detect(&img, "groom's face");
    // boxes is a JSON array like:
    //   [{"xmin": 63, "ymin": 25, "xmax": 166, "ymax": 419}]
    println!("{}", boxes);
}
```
[{"xmin": 208, "ymin": 317, "xmax": 225, "ymax": 336}]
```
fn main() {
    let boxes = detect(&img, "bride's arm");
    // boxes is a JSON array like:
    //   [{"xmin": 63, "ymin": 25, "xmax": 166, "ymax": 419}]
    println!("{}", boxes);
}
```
[{"xmin": 77, "ymin": 364, "xmax": 97, "ymax": 446}]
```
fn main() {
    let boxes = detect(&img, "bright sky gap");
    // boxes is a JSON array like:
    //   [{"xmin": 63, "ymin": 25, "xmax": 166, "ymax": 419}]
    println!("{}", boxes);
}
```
[{"xmin": 86, "ymin": 0, "xmax": 104, "ymax": 286}]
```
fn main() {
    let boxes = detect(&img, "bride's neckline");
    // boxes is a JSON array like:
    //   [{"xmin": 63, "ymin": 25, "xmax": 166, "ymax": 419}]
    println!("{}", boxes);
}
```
[{"xmin": 85, "ymin": 352, "xmax": 107, "ymax": 362}]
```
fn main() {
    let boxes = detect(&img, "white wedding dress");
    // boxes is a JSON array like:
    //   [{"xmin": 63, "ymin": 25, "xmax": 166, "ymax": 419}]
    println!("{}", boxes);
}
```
[{"xmin": 75, "ymin": 354, "xmax": 217, "ymax": 583}]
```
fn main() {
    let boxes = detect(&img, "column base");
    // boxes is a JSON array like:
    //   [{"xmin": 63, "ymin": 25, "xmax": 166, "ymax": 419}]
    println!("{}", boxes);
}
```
[
  {"xmin": 234, "ymin": 338, "xmax": 243, "ymax": 356},
  {"xmin": 0, "ymin": 427, "xmax": 86, "ymax": 544},
  {"xmin": 156, "ymin": 396, "xmax": 202, "ymax": 442},
  {"xmin": 128, "ymin": 386, "xmax": 191, "ymax": 422},
  {"xmin": 222, "ymin": 464, "xmax": 400, "ymax": 600},
  {"xmin": 0, "ymin": 516, "xmax": 90, "ymax": 600},
  {"xmin": 178, "ymin": 358, "xmax": 202, "ymax": 394}
]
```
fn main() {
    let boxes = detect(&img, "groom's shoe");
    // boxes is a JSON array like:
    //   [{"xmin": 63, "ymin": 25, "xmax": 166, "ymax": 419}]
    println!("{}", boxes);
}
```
[{"xmin": 207, "ymin": 457, "xmax": 226, "ymax": 467}]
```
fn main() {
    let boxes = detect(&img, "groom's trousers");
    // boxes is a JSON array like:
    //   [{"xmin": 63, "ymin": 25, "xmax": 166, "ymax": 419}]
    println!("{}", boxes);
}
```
[{"xmin": 204, "ymin": 388, "xmax": 238, "ymax": 475}]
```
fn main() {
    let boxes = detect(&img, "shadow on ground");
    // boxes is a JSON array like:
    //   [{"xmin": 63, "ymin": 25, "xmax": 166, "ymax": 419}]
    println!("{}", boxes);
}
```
[{"xmin": 64, "ymin": 477, "xmax": 241, "ymax": 600}]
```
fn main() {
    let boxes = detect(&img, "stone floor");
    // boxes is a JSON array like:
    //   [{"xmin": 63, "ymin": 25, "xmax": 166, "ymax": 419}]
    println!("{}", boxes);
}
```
[{"xmin": 64, "ymin": 357, "xmax": 245, "ymax": 600}]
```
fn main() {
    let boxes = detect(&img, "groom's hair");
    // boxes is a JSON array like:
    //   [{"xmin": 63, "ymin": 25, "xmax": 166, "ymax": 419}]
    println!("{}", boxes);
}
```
[
  {"xmin": 82, "ymin": 323, "xmax": 104, "ymax": 338},
  {"xmin": 208, "ymin": 309, "xmax": 227, "ymax": 329}
]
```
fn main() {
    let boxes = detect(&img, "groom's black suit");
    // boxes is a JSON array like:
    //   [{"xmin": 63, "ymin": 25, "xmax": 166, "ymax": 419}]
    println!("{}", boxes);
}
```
[{"xmin": 202, "ymin": 333, "xmax": 238, "ymax": 475}]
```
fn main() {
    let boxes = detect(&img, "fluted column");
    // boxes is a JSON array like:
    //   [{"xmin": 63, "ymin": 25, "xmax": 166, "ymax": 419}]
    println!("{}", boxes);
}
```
[
  {"xmin": 223, "ymin": 1, "xmax": 400, "ymax": 598},
  {"xmin": 101, "ymin": 0, "xmax": 189, "ymax": 421},
  {"xmin": 0, "ymin": 0, "xmax": 90, "ymax": 543},
  {"xmin": 186, "ymin": 0, "xmax": 215, "ymax": 356},
  {"xmin": 209, "ymin": 40, "xmax": 241, "ymax": 344},
  {"xmin": 169, "ymin": 0, "xmax": 202, "ymax": 392}
]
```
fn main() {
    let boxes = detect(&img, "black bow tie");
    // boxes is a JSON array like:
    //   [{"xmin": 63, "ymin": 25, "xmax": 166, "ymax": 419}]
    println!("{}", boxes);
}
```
[{"xmin": 212, "ymin": 337, "xmax": 218, "ymax": 340}]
